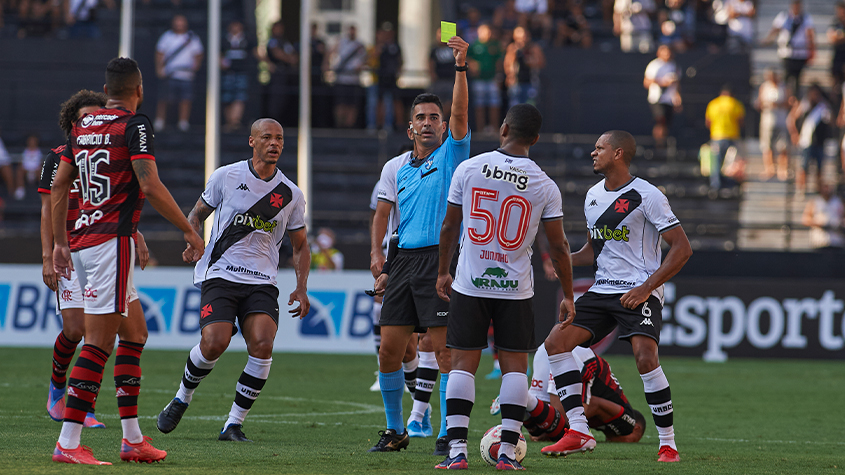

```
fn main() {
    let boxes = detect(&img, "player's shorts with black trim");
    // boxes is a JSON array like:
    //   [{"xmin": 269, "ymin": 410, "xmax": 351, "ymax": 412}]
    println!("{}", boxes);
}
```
[
  {"xmin": 199, "ymin": 278, "xmax": 280, "ymax": 334},
  {"xmin": 591, "ymin": 404, "xmax": 639, "ymax": 437},
  {"xmin": 447, "ymin": 290, "xmax": 536, "ymax": 352},
  {"xmin": 572, "ymin": 292, "xmax": 663, "ymax": 345},
  {"xmin": 380, "ymin": 246, "xmax": 452, "ymax": 331}
]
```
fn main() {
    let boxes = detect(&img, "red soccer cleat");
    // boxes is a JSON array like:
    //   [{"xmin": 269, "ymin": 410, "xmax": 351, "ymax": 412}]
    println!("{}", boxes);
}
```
[
  {"xmin": 83, "ymin": 412, "xmax": 105, "ymax": 428},
  {"xmin": 53, "ymin": 443, "xmax": 112, "ymax": 465},
  {"xmin": 658, "ymin": 445, "xmax": 680, "ymax": 462},
  {"xmin": 540, "ymin": 429, "xmax": 596, "ymax": 457},
  {"xmin": 120, "ymin": 436, "xmax": 167, "ymax": 463}
]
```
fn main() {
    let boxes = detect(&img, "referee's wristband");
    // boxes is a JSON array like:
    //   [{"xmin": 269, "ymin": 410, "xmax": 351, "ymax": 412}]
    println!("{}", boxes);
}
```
[
  {"xmin": 380, "ymin": 261, "xmax": 391, "ymax": 275},
  {"xmin": 455, "ymin": 63, "xmax": 468, "ymax": 72}
]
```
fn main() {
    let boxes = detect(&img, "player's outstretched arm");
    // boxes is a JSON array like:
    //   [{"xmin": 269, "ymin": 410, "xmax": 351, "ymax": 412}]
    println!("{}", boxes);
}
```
[
  {"xmin": 620, "ymin": 226, "xmax": 692, "ymax": 310},
  {"xmin": 448, "ymin": 36, "xmax": 470, "ymax": 140},
  {"xmin": 543, "ymin": 219, "xmax": 576, "ymax": 328},
  {"xmin": 40, "ymin": 193, "xmax": 58, "ymax": 291},
  {"xmin": 131, "ymin": 159, "xmax": 205, "ymax": 262},
  {"xmin": 51, "ymin": 160, "xmax": 77, "ymax": 279},
  {"xmin": 288, "ymin": 228, "xmax": 311, "ymax": 319},
  {"xmin": 370, "ymin": 201, "xmax": 392, "ymax": 278},
  {"xmin": 436, "ymin": 205, "xmax": 462, "ymax": 302},
  {"xmin": 570, "ymin": 235, "xmax": 595, "ymax": 267}
]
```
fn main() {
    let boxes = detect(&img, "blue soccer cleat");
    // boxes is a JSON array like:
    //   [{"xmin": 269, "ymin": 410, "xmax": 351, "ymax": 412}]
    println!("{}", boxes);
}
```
[
  {"xmin": 47, "ymin": 381, "xmax": 66, "ymax": 422},
  {"xmin": 495, "ymin": 454, "xmax": 526, "ymax": 470},
  {"xmin": 435, "ymin": 453, "xmax": 468, "ymax": 470}
]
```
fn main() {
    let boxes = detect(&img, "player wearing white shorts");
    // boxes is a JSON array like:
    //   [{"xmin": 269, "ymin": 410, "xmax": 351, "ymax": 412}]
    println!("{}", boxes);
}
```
[
  {"xmin": 541, "ymin": 130, "xmax": 692, "ymax": 463},
  {"xmin": 156, "ymin": 118, "xmax": 311, "ymax": 443},
  {"xmin": 435, "ymin": 104, "xmax": 576, "ymax": 470},
  {"xmin": 40, "ymin": 90, "xmax": 155, "ymax": 431},
  {"xmin": 50, "ymin": 59, "xmax": 205, "ymax": 465}
]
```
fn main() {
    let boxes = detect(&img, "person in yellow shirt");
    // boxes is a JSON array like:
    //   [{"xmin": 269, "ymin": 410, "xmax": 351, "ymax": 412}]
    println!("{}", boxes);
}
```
[{"xmin": 705, "ymin": 84, "xmax": 745, "ymax": 189}]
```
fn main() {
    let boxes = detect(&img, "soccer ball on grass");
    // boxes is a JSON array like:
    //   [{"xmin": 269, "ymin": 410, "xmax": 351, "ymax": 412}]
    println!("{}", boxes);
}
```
[{"xmin": 479, "ymin": 424, "xmax": 527, "ymax": 466}]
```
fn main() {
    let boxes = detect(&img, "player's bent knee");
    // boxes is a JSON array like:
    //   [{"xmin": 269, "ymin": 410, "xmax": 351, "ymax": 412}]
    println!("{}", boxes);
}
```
[{"xmin": 247, "ymin": 339, "xmax": 274, "ymax": 359}]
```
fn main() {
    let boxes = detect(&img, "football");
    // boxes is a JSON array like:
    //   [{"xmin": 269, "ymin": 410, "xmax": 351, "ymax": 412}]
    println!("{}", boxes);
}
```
[{"xmin": 479, "ymin": 424, "xmax": 527, "ymax": 466}]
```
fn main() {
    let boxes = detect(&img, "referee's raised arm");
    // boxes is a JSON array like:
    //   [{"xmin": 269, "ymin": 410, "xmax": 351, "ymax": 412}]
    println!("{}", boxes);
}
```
[{"xmin": 447, "ymin": 36, "xmax": 469, "ymax": 140}]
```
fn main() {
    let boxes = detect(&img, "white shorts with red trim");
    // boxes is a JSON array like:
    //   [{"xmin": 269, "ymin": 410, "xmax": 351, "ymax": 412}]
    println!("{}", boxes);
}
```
[
  {"xmin": 71, "ymin": 236, "xmax": 139, "ymax": 316},
  {"xmin": 56, "ymin": 269, "xmax": 84, "ymax": 312}
]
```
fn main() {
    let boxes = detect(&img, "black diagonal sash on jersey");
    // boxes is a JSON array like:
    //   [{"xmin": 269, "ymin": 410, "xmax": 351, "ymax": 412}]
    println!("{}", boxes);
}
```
[
  {"xmin": 207, "ymin": 180, "xmax": 293, "ymax": 268},
  {"xmin": 590, "ymin": 189, "xmax": 643, "ymax": 269}
]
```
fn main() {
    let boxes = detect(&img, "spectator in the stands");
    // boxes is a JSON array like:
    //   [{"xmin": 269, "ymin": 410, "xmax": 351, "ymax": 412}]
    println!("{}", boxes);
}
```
[
  {"xmin": 331, "ymin": 25, "xmax": 367, "ymax": 128},
  {"xmin": 803, "ymin": 182, "xmax": 845, "ymax": 250},
  {"xmin": 657, "ymin": 0, "xmax": 693, "ymax": 52},
  {"xmin": 493, "ymin": 0, "xmax": 521, "ymax": 40},
  {"xmin": 724, "ymin": 0, "xmax": 755, "ymax": 53},
  {"xmin": 430, "ymin": 27, "xmax": 457, "ymax": 117},
  {"xmin": 16, "ymin": 0, "xmax": 62, "ymax": 37},
  {"xmin": 65, "ymin": 0, "xmax": 113, "ymax": 39},
  {"xmin": 551, "ymin": 0, "xmax": 593, "ymax": 49},
  {"xmin": 366, "ymin": 22, "xmax": 403, "ymax": 132},
  {"xmin": 829, "ymin": 2, "xmax": 845, "ymax": 97},
  {"xmin": 705, "ymin": 83, "xmax": 745, "ymax": 190},
  {"xmin": 221, "ymin": 20, "xmax": 255, "ymax": 133},
  {"xmin": 155, "ymin": 14, "xmax": 204, "ymax": 133},
  {"xmin": 468, "ymin": 23, "xmax": 503, "ymax": 135},
  {"xmin": 457, "ymin": 7, "xmax": 481, "ymax": 45},
  {"xmin": 504, "ymin": 26, "xmax": 545, "ymax": 108},
  {"xmin": 311, "ymin": 228, "xmax": 344, "ymax": 271},
  {"xmin": 756, "ymin": 69, "xmax": 790, "ymax": 182},
  {"xmin": 516, "ymin": 0, "xmax": 553, "ymax": 46},
  {"xmin": 763, "ymin": 0, "xmax": 815, "ymax": 99},
  {"xmin": 20, "ymin": 133, "xmax": 42, "ymax": 195},
  {"xmin": 0, "ymin": 130, "xmax": 16, "ymax": 199},
  {"xmin": 614, "ymin": 0, "xmax": 655, "ymax": 53},
  {"xmin": 306, "ymin": 23, "xmax": 331, "ymax": 128},
  {"xmin": 788, "ymin": 84, "xmax": 832, "ymax": 196},
  {"xmin": 644, "ymin": 45, "xmax": 681, "ymax": 148},
  {"xmin": 264, "ymin": 20, "xmax": 298, "ymax": 127}
]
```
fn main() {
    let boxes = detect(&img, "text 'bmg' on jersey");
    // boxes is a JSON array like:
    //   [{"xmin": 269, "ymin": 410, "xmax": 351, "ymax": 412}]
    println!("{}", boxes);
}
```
[{"xmin": 448, "ymin": 149, "xmax": 563, "ymax": 300}]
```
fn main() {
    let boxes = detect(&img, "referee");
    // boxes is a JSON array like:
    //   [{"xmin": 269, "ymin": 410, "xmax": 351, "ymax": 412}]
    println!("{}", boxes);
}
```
[{"xmin": 368, "ymin": 35, "xmax": 470, "ymax": 453}]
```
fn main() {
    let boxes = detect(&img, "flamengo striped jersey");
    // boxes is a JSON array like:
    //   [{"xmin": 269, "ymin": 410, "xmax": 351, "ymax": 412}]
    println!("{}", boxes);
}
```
[
  {"xmin": 584, "ymin": 177, "xmax": 680, "ymax": 303},
  {"xmin": 61, "ymin": 107, "xmax": 153, "ymax": 251},
  {"xmin": 193, "ymin": 159, "xmax": 306, "ymax": 287},
  {"xmin": 38, "ymin": 144, "xmax": 82, "ymax": 241},
  {"xmin": 447, "ymin": 149, "xmax": 563, "ymax": 300}
]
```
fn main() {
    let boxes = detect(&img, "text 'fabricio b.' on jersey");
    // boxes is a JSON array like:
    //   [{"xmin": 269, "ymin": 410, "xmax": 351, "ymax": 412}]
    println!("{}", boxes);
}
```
[
  {"xmin": 39, "ymin": 144, "xmax": 82, "ymax": 240},
  {"xmin": 378, "ymin": 130, "xmax": 471, "ymax": 249},
  {"xmin": 194, "ymin": 159, "xmax": 306, "ymax": 287},
  {"xmin": 584, "ymin": 177, "xmax": 680, "ymax": 303},
  {"xmin": 61, "ymin": 108, "xmax": 153, "ymax": 251},
  {"xmin": 448, "ymin": 149, "xmax": 563, "ymax": 300}
]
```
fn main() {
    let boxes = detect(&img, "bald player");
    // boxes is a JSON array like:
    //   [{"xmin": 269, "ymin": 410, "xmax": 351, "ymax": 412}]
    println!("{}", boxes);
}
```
[
  {"xmin": 540, "ymin": 131, "xmax": 691, "ymax": 463},
  {"xmin": 157, "ymin": 118, "xmax": 311, "ymax": 442}
]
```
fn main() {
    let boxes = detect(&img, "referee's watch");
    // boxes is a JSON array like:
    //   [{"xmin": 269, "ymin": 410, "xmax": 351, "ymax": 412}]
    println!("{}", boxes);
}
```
[{"xmin": 455, "ymin": 63, "xmax": 468, "ymax": 72}]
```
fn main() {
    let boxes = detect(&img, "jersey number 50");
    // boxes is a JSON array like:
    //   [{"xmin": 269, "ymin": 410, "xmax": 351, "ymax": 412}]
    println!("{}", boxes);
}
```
[
  {"xmin": 467, "ymin": 187, "xmax": 532, "ymax": 250},
  {"xmin": 74, "ymin": 149, "xmax": 111, "ymax": 206}
]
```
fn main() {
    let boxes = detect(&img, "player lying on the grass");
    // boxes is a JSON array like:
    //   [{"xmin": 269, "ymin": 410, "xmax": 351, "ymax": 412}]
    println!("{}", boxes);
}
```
[
  {"xmin": 540, "ymin": 130, "xmax": 692, "ymax": 463},
  {"xmin": 40, "ymin": 89, "xmax": 151, "ymax": 430},
  {"xmin": 435, "ymin": 103, "xmax": 576, "ymax": 470},
  {"xmin": 51, "ymin": 58, "xmax": 205, "ymax": 465},
  {"xmin": 368, "ymin": 34, "xmax": 471, "ymax": 455},
  {"xmin": 157, "ymin": 118, "xmax": 310, "ymax": 443},
  {"xmin": 523, "ymin": 343, "xmax": 646, "ymax": 443}
]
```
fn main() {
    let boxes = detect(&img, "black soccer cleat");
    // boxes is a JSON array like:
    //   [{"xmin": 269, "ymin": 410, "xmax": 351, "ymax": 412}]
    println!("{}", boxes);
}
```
[
  {"xmin": 156, "ymin": 398, "xmax": 189, "ymax": 434},
  {"xmin": 432, "ymin": 436, "xmax": 449, "ymax": 456},
  {"xmin": 219, "ymin": 424, "xmax": 253, "ymax": 442},
  {"xmin": 368, "ymin": 429, "xmax": 410, "ymax": 452}
]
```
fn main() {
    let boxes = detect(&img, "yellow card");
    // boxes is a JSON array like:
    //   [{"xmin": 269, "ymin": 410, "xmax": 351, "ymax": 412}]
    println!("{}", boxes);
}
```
[{"xmin": 441, "ymin": 21, "xmax": 456, "ymax": 43}]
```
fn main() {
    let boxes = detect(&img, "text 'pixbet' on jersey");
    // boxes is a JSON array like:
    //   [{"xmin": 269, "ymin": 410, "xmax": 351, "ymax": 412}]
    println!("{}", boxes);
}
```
[
  {"xmin": 589, "ymin": 225, "xmax": 631, "ymax": 242},
  {"xmin": 480, "ymin": 163, "xmax": 529, "ymax": 191},
  {"xmin": 232, "ymin": 212, "xmax": 278, "ymax": 232}
]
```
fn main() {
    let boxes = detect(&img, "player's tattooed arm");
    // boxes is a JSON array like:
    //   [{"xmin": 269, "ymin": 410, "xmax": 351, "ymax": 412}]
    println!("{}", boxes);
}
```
[{"xmin": 187, "ymin": 198, "xmax": 215, "ymax": 236}]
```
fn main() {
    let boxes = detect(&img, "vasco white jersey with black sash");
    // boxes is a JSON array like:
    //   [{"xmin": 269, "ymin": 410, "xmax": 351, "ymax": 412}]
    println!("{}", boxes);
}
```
[
  {"xmin": 448, "ymin": 149, "xmax": 563, "ymax": 300},
  {"xmin": 584, "ymin": 177, "xmax": 680, "ymax": 303},
  {"xmin": 193, "ymin": 160, "xmax": 306, "ymax": 287}
]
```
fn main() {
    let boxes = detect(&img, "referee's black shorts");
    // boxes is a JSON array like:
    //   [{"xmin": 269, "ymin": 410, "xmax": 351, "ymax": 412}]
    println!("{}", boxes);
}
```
[
  {"xmin": 380, "ymin": 246, "xmax": 453, "ymax": 331},
  {"xmin": 447, "ymin": 290, "xmax": 536, "ymax": 352}
]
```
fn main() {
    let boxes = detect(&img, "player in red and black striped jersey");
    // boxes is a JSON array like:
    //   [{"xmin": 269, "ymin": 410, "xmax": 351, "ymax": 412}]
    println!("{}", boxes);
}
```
[
  {"xmin": 40, "ymin": 90, "xmax": 158, "ymax": 434},
  {"xmin": 50, "ymin": 58, "xmax": 205, "ymax": 466}
]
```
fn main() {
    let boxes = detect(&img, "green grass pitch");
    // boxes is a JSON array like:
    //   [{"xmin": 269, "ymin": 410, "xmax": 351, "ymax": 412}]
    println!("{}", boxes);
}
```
[{"xmin": 0, "ymin": 347, "xmax": 842, "ymax": 474}]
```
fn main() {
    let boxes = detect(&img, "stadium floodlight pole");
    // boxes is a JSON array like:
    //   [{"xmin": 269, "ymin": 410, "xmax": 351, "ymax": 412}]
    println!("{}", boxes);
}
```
[
  {"xmin": 118, "ymin": 0, "xmax": 134, "ymax": 58},
  {"xmin": 298, "ymin": 0, "xmax": 313, "ymax": 228},
  {"xmin": 204, "ymin": 0, "xmax": 222, "ymax": 242}
]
